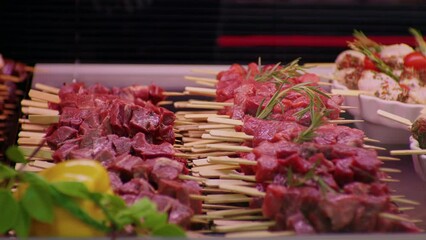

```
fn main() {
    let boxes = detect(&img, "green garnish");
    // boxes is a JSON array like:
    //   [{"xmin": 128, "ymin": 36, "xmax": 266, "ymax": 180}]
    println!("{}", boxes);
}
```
[
  {"xmin": 349, "ymin": 31, "xmax": 399, "ymax": 82},
  {"xmin": 0, "ymin": 146, "xmax": 185, "ymax": 238},
  {"xmin": 294, "ymin": 108, "xmax": 326, "ymax": 144},
  {"xmin": 409, "ymin": 28, "xmax": 426, "ymax": 55},
  {"xmin": 254, "ymin": 58, "xmax": 304, "ymax": 83},
  {"xmin": 256, "ymin": 81, "xmax": 330, "ymax": 120}
]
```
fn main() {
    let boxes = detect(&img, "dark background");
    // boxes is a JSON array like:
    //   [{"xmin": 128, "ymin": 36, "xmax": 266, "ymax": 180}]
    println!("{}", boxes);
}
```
[{"xmin": 1, "ymin": 0, "xmax": 426, "ymax": 65}]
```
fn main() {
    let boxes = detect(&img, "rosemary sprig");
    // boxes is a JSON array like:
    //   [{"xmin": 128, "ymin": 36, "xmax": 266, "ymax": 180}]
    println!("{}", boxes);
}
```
[
  {"xmin": 254, "ymin": 58, "xmax": 304, "ymax": 83},
  {"xmin": 294, "ymin": 108, "xmax": 326, "ymax": 144},
  {"xmin": 353, "ymin": 30, "xmax": 381, "ymax": 51},
  {"xmin": 349, "ymin": 41, "xmax": 399, "ymax": 82},
  {"xmin": 256, "ymin": 82, "xmax": 330, "ymax": 120},
  {"xmin": 409, "ymin": 27, "xmax": 426, "ymax": 55}
]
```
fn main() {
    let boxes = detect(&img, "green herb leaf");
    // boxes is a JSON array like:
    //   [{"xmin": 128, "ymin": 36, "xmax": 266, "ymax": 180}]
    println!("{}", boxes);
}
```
[
  {"xmin": 0, "ymin": 164, "xmax": 17, "ymax": 180},
  {"xmin": 409, "ymin": 28, "xmax": 426, "ymax": 55},
  {"xmin": 14, "ymin": 202, "xmax": 31, "ymax": 238},
  {"xmin": 0, "ymin": 189, "xmax": 19, "ymax": 234},
  {"xmin": 5, "ymin": 146, "xmax": 27, "ymax": 163},
  {"xmin": 22, "ymin": 184, "xmax": 54, "ymax": 223},
  {"xmin": 349, "ymin": 31, "xmax": 398, "ymax": 82},
  {"xmin": 52, "ymin": 181, "xmax": 90, "ymax": 199},
  {"xmin": 21, "ymin": 172, "xmax": 49, "ymax": 188},
  {"xmin": 152, "ymin": 223, "xmax": 186, "ymax": 237},
  {"xmin": 142, "ymin": 211, "xmax": 168, "ymax": 229}
]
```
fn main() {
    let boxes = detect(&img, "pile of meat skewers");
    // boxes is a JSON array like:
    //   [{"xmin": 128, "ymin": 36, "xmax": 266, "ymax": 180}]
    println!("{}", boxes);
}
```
[
  {"xmin": 18, "ymin": 82, "xmax": 202, "ymax": 228},
  {"xmin": 176, "ymin": 60, "xmax": 421, "ymax": 234}
]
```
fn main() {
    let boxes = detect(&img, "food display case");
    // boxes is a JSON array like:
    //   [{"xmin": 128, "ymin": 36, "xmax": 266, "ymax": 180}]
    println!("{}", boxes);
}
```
[{"xmin": 2, "ymin": 1, "xmax": 426, "ymax": 239}]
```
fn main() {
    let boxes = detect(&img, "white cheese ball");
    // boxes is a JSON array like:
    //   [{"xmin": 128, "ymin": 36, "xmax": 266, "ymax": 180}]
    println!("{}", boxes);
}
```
[
  {"xmin": 379, "ymin": 44, "xmax": 414, "ymax": 59},
  {"xmin": 358, "ymin": 70, "xmax": 402, "ymax": 101}
]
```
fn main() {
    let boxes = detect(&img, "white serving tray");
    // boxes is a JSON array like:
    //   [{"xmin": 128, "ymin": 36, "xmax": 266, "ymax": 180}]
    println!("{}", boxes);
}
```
[{"xmin": 32, "ymin": 63, "xmax": 228, "ymax": 90}]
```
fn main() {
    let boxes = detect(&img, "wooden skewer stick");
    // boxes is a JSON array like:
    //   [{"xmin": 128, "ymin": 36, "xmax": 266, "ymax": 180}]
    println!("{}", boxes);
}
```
[
  {"xmin": 380, "ymin": 178, "xmax": 400, "ymax": 183},
  {"xmin": 21, "ymin": 99, "xmax": 49, "ymax": 109},
  {"xmin": 208, "ymin": 156, "xmax": 257, "ymax": 166},
  {"xmin": 328, "ymin": 119, "xmax": 364, "ymax": 124},
  {"xmin": 157, "ymin": 101, "xmax": 173, "ymax": 106},
  {"xmin": 28, "ymin": 89, "xmax": 60, "ymax": 104},
  {"xmin": 163, "ymin": 91, "xmax": 185, "ymax": 96},
  {"xmin": 377, "ymin": 109, "xmax": 412, "ymax": 127},
  {"xmin": 22, "ymin": 107, "xmax": 59, "ymax": 116},
  {"xmin": 390, "ymin": 150, "xmax": 426, "ymax": 156},
  {"xmin": 184, "ymin": 114, "xmax": 229, "ymax": 120},
  {"xmin": 34, "ymin": 83, "xmax": 60, "ymax": 95},
  {"xmin": 213, "ymin": 221, "xmax": 276, "ymax": 233},
  {"xmin": 390, "ymin": 197, "xmax": 421, "ymax": 206},
  {"xmin": 377, "ymin": 156, "xmax": 400, "ymax": 161},
  {"xmin": 174, "ymin": 102, "xmax": 224, "ymax": 110},
  {"xmin": 209, "ymin": 130, "xmax": 253, "ymax": 140},
  {"xmin": 202, "ymin": 134, "xmax": 245, "ymax": 143},
  {"xmin": 380, "ymin": 167, "xmax": 401, "ymax": 173},
  {"xmin": 185, "ymin": 87, "xmax": 216, "ymax": 97},
  {"xmin": 379, "ymin": 212, "xmax": 421, "ymax": 223},
  {"xmin": 221, "ymin": 174, "xmax": 257, "ymax": 182},
  {"xmin": 206, "ymin": 208, "xmax": 262, "ymax": 217},
  {"xmin": 189, "ymin": 99, "xmax": 233, "ymax": 106},
  {"xmin": 363, "ymin": 144, "xmax": 386, "ymax": 151},
  {"xmin": 28, "ymin": 115, "xmax": 59, "ymax": 124},
  {"xmin": 208, "ymin": 117, "xmax": 243, "ymax": 126},
  {"xmin": 398, "ymin": 207, "xmax": 415, "ymax": 211},
  {"xmin": 219, "ymin": 184, "xmax": 266, "ymax": 197},
  {"xmin": 364, "ymin": 137, "xmax": 381, "ymax": 143},
  {"xmin": 0, "ymin": 74, "xmax": 21, "ymax": 82},
  {"xmin": 202, "ymin": 204, "xmax": 242, "ymax": 210},
  {"xmin": 226, "ymin": 230, "xmax": 295, "ymax": 238},
  {"xmin": 206, "ymin": 144, "xmax": 253, "ymax": 153}
]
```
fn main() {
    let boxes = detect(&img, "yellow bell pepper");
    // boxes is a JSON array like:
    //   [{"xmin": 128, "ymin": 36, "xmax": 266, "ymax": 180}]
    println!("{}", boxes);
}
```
[{"xmin": 24, "ymin": 160, "xmax": 112, "ymax": 237}]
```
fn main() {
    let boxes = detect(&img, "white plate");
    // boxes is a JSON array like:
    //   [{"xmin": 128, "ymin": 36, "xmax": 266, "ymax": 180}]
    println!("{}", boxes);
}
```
[{"xmin": 409, "ymin": 136, "xmax": 426, "ymax": 182}]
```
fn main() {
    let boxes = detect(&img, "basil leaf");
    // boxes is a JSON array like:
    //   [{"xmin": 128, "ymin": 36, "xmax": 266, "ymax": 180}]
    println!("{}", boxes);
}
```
[
  {"xmin": 14, "ymin": 203, "xmax": 31, "ymax": 238},
  {"xmin": 152, "ymin": 224, "xmax": 185, "ymax": 237},
  {"xmin": 21, "ymin": 172, "xmax": 49, "ymax": 187},
  {"xmin": 52, "ymin": 181, "xmax": 90, "ymax": 199},
  {"xmin": 22, "ymin": 184, "xmax": 54, "ymax": 223},
  {"xmin": 0, "ymin": 189, "xmax": 19, "ymax": 233},
  {"xmin": 142, "ymin": 211, "xmax": 168, "ymax": 229},
  {"xmin": 0, "ymin": 164, "xmax": 17, "ymax": 180},
  {"xmin": 5, "ymin": 146, "xmax": 27, "ymax": 163}
]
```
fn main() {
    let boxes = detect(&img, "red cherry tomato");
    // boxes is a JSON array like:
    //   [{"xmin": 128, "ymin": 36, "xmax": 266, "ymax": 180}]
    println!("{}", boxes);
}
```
[
  {"xmin": 404, "ymin": 52, "xmax": 426, "ymax": 70},
  {"xmin": 399, "ymin": 83, "xmax": 410, "ymax": 92},
  {"xmin": 363, "ymin": 57, "xmax": 378, "ymax": 71}
]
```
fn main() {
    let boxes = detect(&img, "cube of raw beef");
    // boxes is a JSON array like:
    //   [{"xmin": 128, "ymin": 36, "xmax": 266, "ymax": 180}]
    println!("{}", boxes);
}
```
[
  {"xmin": 286, "ymin": 212, "xmax": 315, "ymax": 234},
  {"xmin": 112, "ymin": 136, "xmax": 133, "ymax": 155},
  {"xmin": 109, "ymin": 101, "xmax": 128, "ymax": 136},
  {"xmin": 152, "ymin": 195, "xmax": 193, "ymax": 227},
  {"xmin": 158, "ymin": 179, "xmax": 202, "ymax": 214},
  {"xmin": 68, "ymin": 148, "xmax": 93, "ymax": 160},
  {"xmin": 60, "ymin": 107, "xmax": 88, "ymax": 128},
  {"xmin": 129, "ymin": 105, "xmax": 160, "ymax": 133},
  {"xmin": 117, "ymin": 178, "xmax": 154, "ymax": 195},
  {"xmin": 109, "ymin": 154, "xmax": 144, "ymax": 175},
  {"xmin": 151, "ymin": 158, "xmax": 184, "ymax": 183},
  {"xmin": 132, "ymin": 133, "xmax": 175, "ymax": 159},
  {"xmin": 108, "ymin": 171, "xmax": 123, "ymax": 191},
  {"xmin": 46, "ymin": 126, "xmax": 78, "ymax": 149},
  {"xmin": 52, "ymin": 142, "xmax": 79, "ymax": 162}
]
